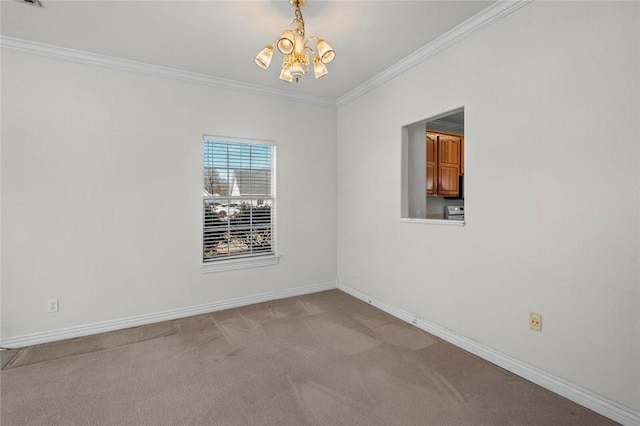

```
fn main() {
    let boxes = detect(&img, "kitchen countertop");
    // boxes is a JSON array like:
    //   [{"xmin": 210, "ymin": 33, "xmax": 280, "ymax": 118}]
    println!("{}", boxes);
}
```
[{"xmin": 426, "ymin": 214, "xmax": 445, "ymax": 220}]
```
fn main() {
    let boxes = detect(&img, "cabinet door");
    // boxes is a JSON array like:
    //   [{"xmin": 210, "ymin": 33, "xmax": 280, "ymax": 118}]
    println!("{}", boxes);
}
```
[
  {"xmin": 439, "ymin": 135, "xmax": 461, "ymax": 167},
  {"xmin": 438, "ymin": 135, "xmax": 461, "ymax": 196},
  {"xmin": 426, "ymin": 132, "xmax": 438, "ymax": 195},
  {"xmin": 460, "ymin": 136, "xmax": 464, "ymax": 175},
  {"xmin": 426, "ymin": 132, "xmax": 437, "ymax": 195},
  {"xmin": 438, "ymin": 165, "xmax": 459, "ymax": 196}
]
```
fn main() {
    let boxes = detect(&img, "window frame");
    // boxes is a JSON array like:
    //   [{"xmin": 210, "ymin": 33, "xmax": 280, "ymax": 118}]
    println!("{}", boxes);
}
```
[
  {"xmin": 201, "ymin": 135, "xmax": 279, "ymax": 273},
  {"xmin": 400, "ymin": 107, "xmax": 465, "ymax": 226}
]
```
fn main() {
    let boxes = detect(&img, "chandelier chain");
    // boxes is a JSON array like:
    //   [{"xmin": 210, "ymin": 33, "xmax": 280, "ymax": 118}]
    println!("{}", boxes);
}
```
[{"xmin": 294, "ymin": 4, "xmax": 305, "ymax": 38}]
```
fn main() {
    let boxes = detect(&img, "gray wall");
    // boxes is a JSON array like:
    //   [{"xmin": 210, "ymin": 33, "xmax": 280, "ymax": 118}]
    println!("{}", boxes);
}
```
[
  {"xmin": 404, "ymin": 123, "xmax": 427, "ymax": 218},
  {"xmin": 337, "ymin": 2, "xmax": 639, "ymax": 412},
  {"xmin": 1, "ymin": 52, "xmax": 338, "ymax": 338},
  {"xmin": 2, "ymin": 0, "xmax": 639, "ymax": 416}
]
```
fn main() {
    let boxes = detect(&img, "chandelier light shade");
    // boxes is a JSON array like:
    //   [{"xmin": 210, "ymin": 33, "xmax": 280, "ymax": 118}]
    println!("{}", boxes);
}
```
[
  {"xmin": 277, "ymin": 30, "xmax": 295, "ymax": 55},
  {"xmin": 255, "ymin": 0, "xmax": 335, "ymax": 83},
  {"xmin": 313, "ymin": 56, "xmax": 328, "ymax": 79},
  {"xmin": 316, "ymin": 39, "xmax": 335, "ymax": 64},
  {"xmin": 255, "ymin": 45, "xmax": 274, "ymax": 69}
]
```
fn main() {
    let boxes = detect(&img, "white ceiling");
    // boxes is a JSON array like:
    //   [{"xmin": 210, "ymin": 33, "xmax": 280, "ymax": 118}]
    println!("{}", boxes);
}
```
[{"xmin": 1, "ymin": 0, "xmax": 495, "ymax": 103}]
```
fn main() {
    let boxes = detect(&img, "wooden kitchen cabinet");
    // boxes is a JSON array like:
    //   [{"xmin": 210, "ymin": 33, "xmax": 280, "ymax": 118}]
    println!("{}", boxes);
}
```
[
  {"xmin": 426, "ymin": 131, "xmax": 464, "ymax": 197},
  {"xmin": 426, "ymin": 133, "xmax": 437, "ymax": 196}
]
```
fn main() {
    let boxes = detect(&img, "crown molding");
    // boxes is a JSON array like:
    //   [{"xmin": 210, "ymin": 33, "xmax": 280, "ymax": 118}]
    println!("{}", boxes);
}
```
[
  {"xmin": 2, "ymin": 0, "xmax": 531, "ymax": 110},
  {"xmin": 335, "ymin": 0, "xmax": 533, "ymax": 108},
  {"xmin": 0, "ymin": 36, "xmax": 336, "ymax": 108}
]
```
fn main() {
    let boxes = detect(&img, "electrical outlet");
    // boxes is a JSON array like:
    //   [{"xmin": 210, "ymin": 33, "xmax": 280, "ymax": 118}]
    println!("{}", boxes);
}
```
[
  {"xmin": 47, "ymin": 298, "xmax": 59, "ymax": 313},
  {"xmin": 529, "ymin": 312, "xmax": 542, "ymax": 331}
]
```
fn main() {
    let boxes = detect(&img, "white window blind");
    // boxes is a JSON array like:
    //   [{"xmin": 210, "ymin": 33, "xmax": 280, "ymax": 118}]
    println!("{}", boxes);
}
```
[{"xmin": 203, "ymin": 136, "xmax": 276, "ymax": 264}]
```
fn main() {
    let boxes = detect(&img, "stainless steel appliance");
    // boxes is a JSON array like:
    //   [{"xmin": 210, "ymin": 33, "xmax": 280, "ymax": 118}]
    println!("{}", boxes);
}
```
[{"xmin": 444, "ymin": 205, "xmax": 464, "ymax": 220}]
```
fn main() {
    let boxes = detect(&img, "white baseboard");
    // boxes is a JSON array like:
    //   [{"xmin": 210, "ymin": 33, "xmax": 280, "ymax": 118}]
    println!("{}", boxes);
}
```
[
  {"xmin": 3, "ymin": 280, "xmax": 637, "ymax": 425},
  {"xmin": 337, "ymin": 282, "xmax": 640, "ymax": 426},
  {"xmin": 0, "ymin": 281, "xmax": 337, "ymax": 349}
]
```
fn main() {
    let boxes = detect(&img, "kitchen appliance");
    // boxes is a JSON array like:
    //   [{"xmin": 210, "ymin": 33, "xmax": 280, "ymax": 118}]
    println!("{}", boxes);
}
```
[{"xmin": 444, "ymin": 205, "xmax": 464, "ymax": 220}]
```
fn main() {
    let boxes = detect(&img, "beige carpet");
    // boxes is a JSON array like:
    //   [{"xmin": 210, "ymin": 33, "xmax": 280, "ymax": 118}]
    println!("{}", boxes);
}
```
[{"xmin": 1, "ymin": 290, "xmax": 616, "ymax": 425}]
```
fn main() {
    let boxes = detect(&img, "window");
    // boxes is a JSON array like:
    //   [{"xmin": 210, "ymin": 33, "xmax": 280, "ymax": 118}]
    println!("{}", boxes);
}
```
[
  {"xmin": 202, "ymin": 136, "xmax": 278, "ymax": 272},
  {"xmin": 401, "ymin": 108, "xmax": 465, "ymax": 225}
]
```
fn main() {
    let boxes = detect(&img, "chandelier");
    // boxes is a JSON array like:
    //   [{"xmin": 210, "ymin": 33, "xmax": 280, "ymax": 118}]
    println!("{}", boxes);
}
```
[{"xmin": 254, "ymin": 0, "xmax": 335, "ymax": 83}]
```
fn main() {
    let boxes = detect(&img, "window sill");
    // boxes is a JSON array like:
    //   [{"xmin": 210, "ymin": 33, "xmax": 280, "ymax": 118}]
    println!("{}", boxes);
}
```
[
  {"xmin": 400, "ymin": 218, "xmax": 465, "ymax": 226},
  {"xmin": 201, "ymin": 254, "xmax": 280, "ymax": 273}
]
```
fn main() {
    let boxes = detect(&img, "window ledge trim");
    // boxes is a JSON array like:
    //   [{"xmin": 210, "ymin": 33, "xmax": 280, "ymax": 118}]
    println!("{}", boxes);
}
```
[
  {"xmin": 400, "ymin": 218, "xmax": 465, "ymax": 226},
  {"xmin": 201, "ymin": 254, "xmax": 280, "ymax": 273}
]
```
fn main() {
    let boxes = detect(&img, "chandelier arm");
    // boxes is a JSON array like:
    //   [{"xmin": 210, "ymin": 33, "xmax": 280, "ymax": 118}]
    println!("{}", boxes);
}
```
[{"xmin": 307, "ymin": 36, "xmax": 322, "ymax": 52}]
